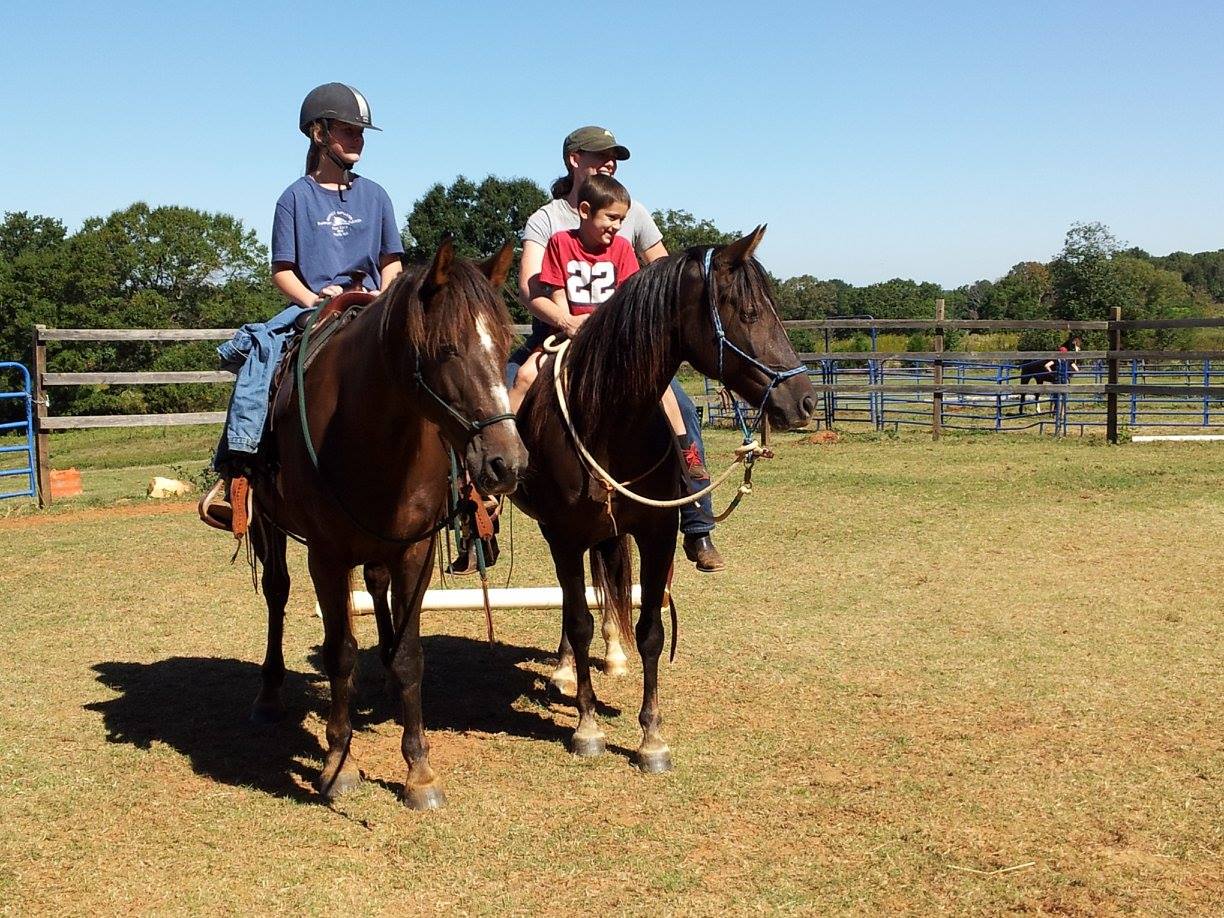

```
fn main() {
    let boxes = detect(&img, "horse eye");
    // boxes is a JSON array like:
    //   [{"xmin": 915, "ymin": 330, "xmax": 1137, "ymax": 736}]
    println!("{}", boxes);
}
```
[{"xmin": 438, "ymin": 344, "xmax": 460, "ymax": 359}]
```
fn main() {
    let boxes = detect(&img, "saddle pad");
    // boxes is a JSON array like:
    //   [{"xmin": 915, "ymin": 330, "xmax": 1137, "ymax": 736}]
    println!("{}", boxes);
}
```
[{"xmin": 269, "ymin": 292, "xmax": 376, "ymax": 428}]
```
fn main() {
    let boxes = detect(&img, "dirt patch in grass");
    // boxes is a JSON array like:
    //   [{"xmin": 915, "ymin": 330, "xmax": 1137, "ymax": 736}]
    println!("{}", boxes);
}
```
[{"xmin": 0, "ymin": 499, "xmax": 196, "ymax": 530}]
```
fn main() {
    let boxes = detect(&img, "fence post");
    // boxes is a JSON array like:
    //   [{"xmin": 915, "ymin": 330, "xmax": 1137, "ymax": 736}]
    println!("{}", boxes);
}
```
[
  {"xmin": 31, "ymin": 325, "xmax": 52, "ymax": 506},
  {"xmin": 932, "ymin": 299, "xmax": 944, "ymax": 440},
  {"xmin": 1106, "ymin": 307, "xmax": 1121, "ymax": 444}
]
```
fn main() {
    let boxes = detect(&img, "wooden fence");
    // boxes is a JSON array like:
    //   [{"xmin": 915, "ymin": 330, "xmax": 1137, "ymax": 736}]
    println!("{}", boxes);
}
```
[{"xmin": 29, "ymin": 310, "xmax": 1224, "ymax": 504}]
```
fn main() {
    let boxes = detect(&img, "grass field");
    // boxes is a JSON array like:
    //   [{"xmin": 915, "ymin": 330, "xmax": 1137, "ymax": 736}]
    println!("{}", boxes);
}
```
[{"xmin": 0, "ymin": 426, "xmax": 1220, "ymax": 915}]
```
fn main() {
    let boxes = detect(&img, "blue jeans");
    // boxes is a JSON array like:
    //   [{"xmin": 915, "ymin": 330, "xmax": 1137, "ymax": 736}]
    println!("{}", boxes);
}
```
[
  {"xmin": 505, "ymin": 351, "xmax": 715, "ymax": 537},
  {"xmin": 670, "ymin": 380, "xmax": 715, "ymax": 537},
  {"xmin": 214, "ymin": 304, "xmax": 305, "ymax": 470}
]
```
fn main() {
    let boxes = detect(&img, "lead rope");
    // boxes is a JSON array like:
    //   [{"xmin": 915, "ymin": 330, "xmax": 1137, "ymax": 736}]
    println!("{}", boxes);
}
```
[{"xmin": 546, "ymin": 335, "xmax": 768, "ymax": 517}]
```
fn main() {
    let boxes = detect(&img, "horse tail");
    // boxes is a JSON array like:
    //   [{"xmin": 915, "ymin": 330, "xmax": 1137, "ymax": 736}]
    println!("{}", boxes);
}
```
[{"xmin": 589, "ymin": 535, "xmax": 635, "ymax": 657}]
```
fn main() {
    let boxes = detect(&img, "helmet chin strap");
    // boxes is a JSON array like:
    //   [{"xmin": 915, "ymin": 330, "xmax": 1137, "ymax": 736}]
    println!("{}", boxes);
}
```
[{"xmin": 318, "ymin": 120, "xmax": 353, "ymax": 200}]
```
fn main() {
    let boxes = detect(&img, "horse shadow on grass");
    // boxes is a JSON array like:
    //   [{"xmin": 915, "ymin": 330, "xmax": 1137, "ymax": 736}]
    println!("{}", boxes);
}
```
[{"xmin": 87, "ymin": 634, "xmax": 614, "ymax": 801}]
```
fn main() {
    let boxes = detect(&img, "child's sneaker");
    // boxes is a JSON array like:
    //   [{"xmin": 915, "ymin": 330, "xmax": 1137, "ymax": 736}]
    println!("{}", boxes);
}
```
[{"xmin": 681, "ymin": 442, "xmax": 709, "ymax": 481}]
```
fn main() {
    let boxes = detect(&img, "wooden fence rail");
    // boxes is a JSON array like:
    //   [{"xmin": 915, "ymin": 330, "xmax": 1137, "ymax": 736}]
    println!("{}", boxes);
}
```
[{"xmin": 29, "ymin": 310, "xmax": 1224, "ymax": 504}]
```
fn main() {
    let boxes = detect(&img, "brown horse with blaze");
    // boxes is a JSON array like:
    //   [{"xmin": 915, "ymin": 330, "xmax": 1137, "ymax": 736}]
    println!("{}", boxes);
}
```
[{"xmin": 248, "ymin": 238, "xmax": 527, "ymax": 809}]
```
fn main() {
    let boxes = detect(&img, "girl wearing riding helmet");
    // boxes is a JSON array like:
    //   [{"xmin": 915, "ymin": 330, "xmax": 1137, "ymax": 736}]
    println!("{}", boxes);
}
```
[
  {"xmin": 206, "ymin": 83, "xmax": 403, "ymax": 525},
  {"xmin": 513, "ymin": 126, "xmax": 724, "ymax": 572},
  {"xmin": 270, "ymin": 82, "xmax": 403, "ymax": 309}
]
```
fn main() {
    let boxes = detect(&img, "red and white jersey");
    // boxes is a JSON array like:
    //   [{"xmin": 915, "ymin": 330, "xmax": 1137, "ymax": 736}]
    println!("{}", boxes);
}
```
[{"xmin": 539, "ymin": 230, "xmax": 639, "ymax": 314}]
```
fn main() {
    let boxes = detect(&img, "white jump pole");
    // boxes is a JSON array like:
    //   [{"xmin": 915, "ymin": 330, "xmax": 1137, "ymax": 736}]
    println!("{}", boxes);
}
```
[
  {"xmin": 1131, "ymin": 435, "xmax": 1224, "ymax": 443},
  {"xmin": 316, "ymin": 585, "xmax": 642, "ymax": 616}
]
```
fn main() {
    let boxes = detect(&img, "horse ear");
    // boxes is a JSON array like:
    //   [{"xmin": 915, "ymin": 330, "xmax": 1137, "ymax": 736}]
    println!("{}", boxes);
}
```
[
  {"xmin": 427, "ymin": 233, "xmax": 456, "ymax": 291},
  {"xmin": 715, "ymin": 225, "xmax": 768, "ymax": 268},
  {"xmin": 481, "ymin": 241, "xmax": 515, "ymax": 290}
]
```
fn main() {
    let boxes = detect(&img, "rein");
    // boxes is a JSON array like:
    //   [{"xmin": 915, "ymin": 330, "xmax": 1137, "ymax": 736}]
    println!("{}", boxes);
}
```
[{"xmin": 413, "ymin": 365, "xmax": 516, "ymax": 438}]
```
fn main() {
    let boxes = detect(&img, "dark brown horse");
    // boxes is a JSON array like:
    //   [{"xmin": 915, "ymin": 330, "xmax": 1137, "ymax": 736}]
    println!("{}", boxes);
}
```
[
  {"xmin": 512, "ymin": 227, "xmax": 815, "ymax": 771},
  {"xmin": 249, "ymin": 239, "xmax": 527, "ymax": 808}
]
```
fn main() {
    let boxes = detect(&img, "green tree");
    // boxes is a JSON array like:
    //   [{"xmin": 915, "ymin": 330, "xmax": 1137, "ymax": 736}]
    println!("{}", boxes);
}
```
[
  {"xmin": 0, "ymin": 204, "xmax": 276, "ymax": 415},
  {"xmin": 1144, "ymin": 249, "xmax": 1224, "ymax": 303},
  {"xmin": 651, "ymin": 209, "xmax": 739, "ymax": 255},
  {"xmin": 0, "ymin": 212, "xmax": 67, "ymax": 263},
  {"xmin": 1047, "ymin": 222, "xmax": 1203, "ymax": 348},
  {"xmin": 772, "ymin": 275, "xmax": 847, "ymax": 321},
  {"xmin": 954, "ymin": 279, "xmax": 994, "ymax": 319},
  {"xmin": 1112, "ymin": 255, "xmax": 1200, "ymax": 348},
  {"xmin": 772, "ymin": 275, "xmax": 850, "ymax": 352},
  {"xmin": 990, "ymin": 261, "xmax": 1053, "ymax": 322},
  {"xmin": 402, "ymin": 175, "xmax": 548, "ymax": 320},
  {"xmin": 845, "ymin": 278, "xmax": 943, "ymax": 320},
  {"xmin": 0, "ymin": 213, "xmax": 67, "ymax": 363},
  {"xmin": 1048, "ymin": 221, "xmax": 1126, "ymax": 322}
]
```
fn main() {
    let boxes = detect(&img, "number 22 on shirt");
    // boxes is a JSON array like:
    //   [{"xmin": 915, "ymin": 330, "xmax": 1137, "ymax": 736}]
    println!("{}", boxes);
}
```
[{"xmin": 565, "ymin": 260, "xmax": 616, "ymax": 306}]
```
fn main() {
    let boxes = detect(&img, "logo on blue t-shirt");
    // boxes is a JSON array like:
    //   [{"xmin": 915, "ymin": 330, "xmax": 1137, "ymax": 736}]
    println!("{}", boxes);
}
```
[{"xmin": 316, "ymin": 211, "xmax": 364, "ymax": 238}]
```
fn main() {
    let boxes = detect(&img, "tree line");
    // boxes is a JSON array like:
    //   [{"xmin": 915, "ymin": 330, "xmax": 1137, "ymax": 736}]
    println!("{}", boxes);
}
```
[{"xmin": 1, "ymin": 176, "xmax": 1220, "ymax": 416}]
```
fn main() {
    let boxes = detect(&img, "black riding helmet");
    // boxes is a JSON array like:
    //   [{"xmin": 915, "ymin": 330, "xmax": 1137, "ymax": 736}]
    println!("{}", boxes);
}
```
[
  {"xmin": 300, "ymin": 83, "xmax": 379, "ymax": 195},
  {"xmin": 299, "ymin": 83, "xmax": 381, "ymax": 135}
]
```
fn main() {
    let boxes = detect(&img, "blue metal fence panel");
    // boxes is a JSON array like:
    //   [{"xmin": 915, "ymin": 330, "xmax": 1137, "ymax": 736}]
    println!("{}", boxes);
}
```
[
  {"xmin": 0, "ymin": 363, "xmax": 36, "ymax": 500},
  {"xmin": 701, "ymin": 353, "xmax": 1223, "ymax": 437}
]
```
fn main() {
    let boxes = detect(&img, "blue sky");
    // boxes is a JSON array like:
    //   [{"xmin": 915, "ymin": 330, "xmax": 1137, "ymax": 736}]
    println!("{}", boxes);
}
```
[{"xmin": 5, "ymin": 1, "xmax": 1222, "ymax": 287}]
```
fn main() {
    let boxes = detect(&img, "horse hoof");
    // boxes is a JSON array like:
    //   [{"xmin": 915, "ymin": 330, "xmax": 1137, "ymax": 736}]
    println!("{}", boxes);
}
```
[
  {"xmin": 603, "ymin": 660, "xmax": 629, "ymax": 677},
  {"xmin": 549, "ymin": 676, "xmax": 577, "ymax": 699},
  {"xmin": 570, "ymin": 732, "xmax": 607, "ymax": 758},
  {"xmin": 318, "ymin": 765, "xmax": 362, "ymax": 800},
  {"xmin": 634, "ymin": 748, "xmax": 673, "ymax": 774},
  {"xmin": 403, "ymin": 784, "xmax": 447, "ymax": 810},
  {"xmin": 249, "ymin": 699, "xmax": 285, "ymax": 725}
]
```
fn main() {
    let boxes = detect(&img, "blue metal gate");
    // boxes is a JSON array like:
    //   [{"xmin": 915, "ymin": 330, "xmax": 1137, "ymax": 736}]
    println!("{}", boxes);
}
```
[{"xmin": 0, "ymin": 362, "xmax": 37, "ymax": 501}]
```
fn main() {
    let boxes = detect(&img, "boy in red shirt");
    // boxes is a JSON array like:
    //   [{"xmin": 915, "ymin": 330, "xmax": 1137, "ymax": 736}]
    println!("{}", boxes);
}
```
[{"xmin": 509, "ymin": 173, "xmax": 706, "ymax": 478}]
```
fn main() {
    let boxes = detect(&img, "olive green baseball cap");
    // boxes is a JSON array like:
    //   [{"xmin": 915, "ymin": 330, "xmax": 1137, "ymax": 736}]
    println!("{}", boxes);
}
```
[{"xmin": 562, "ymin": 125, "xmax": 631, "ymax": 160}]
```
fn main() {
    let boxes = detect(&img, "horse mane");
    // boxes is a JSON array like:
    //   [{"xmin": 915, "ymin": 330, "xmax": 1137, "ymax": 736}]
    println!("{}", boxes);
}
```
[
  {"xmin": 380, "ymin": 258, "xmax": 513, "ymax": 360},
  {"xmin": 557, "ymin": 252, "xmax": 689, "ymax": 444}
]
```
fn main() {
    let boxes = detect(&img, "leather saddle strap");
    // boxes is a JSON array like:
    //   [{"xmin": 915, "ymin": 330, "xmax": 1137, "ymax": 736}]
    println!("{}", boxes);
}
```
[
  {"xmin": 465, "ymin": 482, "xmax": 495, "ymax": 540},
  {"xmin": 230, "ymin": 476, "xmax": 250, "ymax": 539}
]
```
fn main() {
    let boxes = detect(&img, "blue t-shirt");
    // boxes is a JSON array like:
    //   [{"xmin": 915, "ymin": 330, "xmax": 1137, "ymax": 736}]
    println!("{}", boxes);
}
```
[{"xmin": 271, "ymin": 175, "xmax": 404, "ymax": 293}]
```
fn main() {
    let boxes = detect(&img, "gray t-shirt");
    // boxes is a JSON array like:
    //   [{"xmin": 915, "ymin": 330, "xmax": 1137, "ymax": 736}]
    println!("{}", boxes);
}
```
[{"xmin": 521, "ymin": 198, "xmax": 663, "ymax": 257}]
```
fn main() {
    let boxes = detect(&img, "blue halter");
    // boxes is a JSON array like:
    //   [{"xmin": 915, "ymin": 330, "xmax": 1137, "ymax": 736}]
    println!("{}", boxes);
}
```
[{"xmin": 701, "ymin": 248, "xmax": 808, "ymax": 439}]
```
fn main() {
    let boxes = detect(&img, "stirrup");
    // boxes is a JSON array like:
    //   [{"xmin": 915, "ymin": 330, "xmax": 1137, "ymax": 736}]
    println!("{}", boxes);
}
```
[
  {"xmin": 447, "ymin": 528, "xmax": 500, "ymax": 575},
  {"xmin": 198, "ymin": 477, "xmax": 252, "ymax": 538},
  {"xmin": 198, "ymin": 480, "xmax": 232, "ymax": 531}
]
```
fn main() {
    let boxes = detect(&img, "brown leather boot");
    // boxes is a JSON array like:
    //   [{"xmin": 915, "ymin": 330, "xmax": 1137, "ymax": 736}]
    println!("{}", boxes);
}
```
[{"xmin": 683, "ymin": 533, "xmax": 725, "ymax": 573}]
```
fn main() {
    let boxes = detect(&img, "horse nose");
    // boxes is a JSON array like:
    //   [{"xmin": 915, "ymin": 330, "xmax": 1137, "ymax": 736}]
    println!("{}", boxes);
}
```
[
  {"xmin": 486, "ymin": 454, "xmax": 519, "ymax": 493},
  {"xmin": 799, "ymin": 394, "xmax": 815, "ymax": 420}
]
